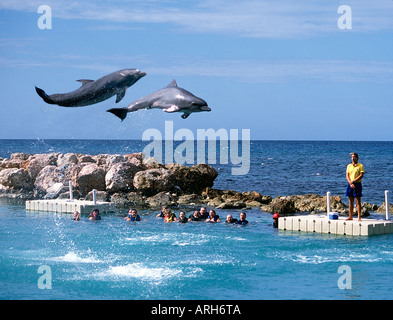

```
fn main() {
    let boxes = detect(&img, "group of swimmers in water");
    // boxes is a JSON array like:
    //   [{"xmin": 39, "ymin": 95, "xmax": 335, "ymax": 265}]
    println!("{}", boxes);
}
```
[{"xmin": 72, "ymin": 205, "xmax": 249, "ymax": 226}]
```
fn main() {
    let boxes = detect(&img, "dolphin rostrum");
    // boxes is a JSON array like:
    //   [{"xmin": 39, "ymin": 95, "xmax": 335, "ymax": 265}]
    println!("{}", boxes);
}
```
[
  {"xmin": 107, "ymin": 79, "xmax": 211, "ymax": 120},
  {"xmin": 35, "ymin": 69, "xmax": 146, "ymax": 107}
]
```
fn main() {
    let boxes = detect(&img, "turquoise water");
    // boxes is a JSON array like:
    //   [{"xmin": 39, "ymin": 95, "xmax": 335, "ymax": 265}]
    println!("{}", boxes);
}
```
[
  {"xmin": 1, "ymin": 140, "xmax": 393, "ymax": 300},
  {"xmin": 1, "ymin": 197, "xmax": 392, "ymax": 300}
]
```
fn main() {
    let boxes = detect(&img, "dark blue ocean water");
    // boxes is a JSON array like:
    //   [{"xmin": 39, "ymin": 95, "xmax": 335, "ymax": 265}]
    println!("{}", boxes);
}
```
[
  {"xmin": 0, "ymin": 139, "xmax": 392, "ymax": 204},
  {"xmin": 0, "ymin": 139, "xmax": 392, "ymax": 300}
]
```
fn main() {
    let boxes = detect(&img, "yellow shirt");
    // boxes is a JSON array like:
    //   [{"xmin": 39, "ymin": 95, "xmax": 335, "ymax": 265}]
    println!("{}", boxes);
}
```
[{"xmin": 346, "ymin": 163, "xmax": 365, "ymax": 182}]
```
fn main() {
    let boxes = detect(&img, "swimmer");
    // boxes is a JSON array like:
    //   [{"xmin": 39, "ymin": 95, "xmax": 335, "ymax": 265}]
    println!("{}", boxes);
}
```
[
  {"xmin": 89, "ymin": 209, "xmax": 101, "ymax": 221},
  {"xmin": 205, "ymin": 209, "xmax": 220, "ymax": 222},
  {"xmin": 178, "ymin": 211, "xmax": 188, "ymax": 223},
  {"xmin": 199, "ymin": 206, "xmax": 209, "ymax": 219},
  {"xmin": 225, "ymin": 214, "xmax": 238, "ymax": 223},
  {"xmin": 273, "ymin": 213, "xmax": 280, "ymax": 228},
  {"xmin": 156, "ymin": 205, "xmax": 167, "ymax": 218},
  {"xmin": 125, "ymin": 208, "xmax": 141, "ymax": 221},
  {"xmin": 72, "ymin": 211, "xmax": 80, "ymax": 221},
  {"xmin": 164, "ymin": 208, "xmax": 178, "ymax": 223},
  {"xmin": 188, "ymin": 210, "xmax": 202, "ymax": 221},
  {"xmin": 234, "ymin": 211, "xmax": 248, "ymax": 225}
]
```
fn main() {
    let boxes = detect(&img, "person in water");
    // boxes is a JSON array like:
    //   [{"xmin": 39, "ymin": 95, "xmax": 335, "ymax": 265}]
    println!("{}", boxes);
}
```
[
  {"xmin": 205, "ymin": 209, "xmax": 220, "ymax": 222},
  {"xmin": 125, "ymin": 208, "xmax": 141, "ymax": 221},
  {"xmin": 72, "ymin": 211, "xmax": 80, "ymax": 221},
  {"xmin": 156, "ymin": 205, "xmax": 167, "ymax": 218},
  {"xmin": 89, "ymin": 209, "xmax": 101, "ymax": 220},
  {"xmin": 199, "ymin": 206, "xmax": 209, "ymax": 220},
  {"xmin": 225, "ymin": 214, "xmax": 238, "ymax": 224},
  {"xmin": 178, "ymin": 211, "xmax": 188, "ymax": 223},
  {"xmin": 164, "ymin": 208, "xmax": 178, "ymax": 223},
  {"xmin": 273, "ymin": 213, "xmax": 280, "ymax": 228},
  {"xmin": 188, "ymin": 210, "xmax": 202, "ymax": 221},
  {"xmin": 234, "ymin": 212, "xmax": 248, "ymax": 225}
]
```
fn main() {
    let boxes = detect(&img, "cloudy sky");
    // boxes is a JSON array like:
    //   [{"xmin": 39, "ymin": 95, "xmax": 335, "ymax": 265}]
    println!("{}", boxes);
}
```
[{"xmin": 0, "ymin": 0, "xmax": 392, "ymax": 140}]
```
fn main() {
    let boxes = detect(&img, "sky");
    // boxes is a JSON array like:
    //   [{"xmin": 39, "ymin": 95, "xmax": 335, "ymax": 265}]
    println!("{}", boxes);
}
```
[{"xmin": 0, "ymin": 0, "xmax": 392, "ymax": 140}]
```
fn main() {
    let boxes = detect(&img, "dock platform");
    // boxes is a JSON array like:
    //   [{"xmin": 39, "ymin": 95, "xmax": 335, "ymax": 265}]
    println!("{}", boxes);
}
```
[
  {"xmin": 25, "ymin": 199, "xmax": 116, "ymax": 214},
  {"xmin": 278, "ymin": 215, "xmax": 393, "ymax": 236}
]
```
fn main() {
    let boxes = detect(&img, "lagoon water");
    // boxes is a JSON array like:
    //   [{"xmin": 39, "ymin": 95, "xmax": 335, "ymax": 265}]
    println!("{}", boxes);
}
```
[{"xmin": 1, "ymin": 139, "xmax": 393, "ymax": 300}]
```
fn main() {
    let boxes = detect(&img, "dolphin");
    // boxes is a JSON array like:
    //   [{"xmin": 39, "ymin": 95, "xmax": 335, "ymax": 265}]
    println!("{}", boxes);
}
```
[
  {"xmin": 107, "ymin": 79, "xmax": 211, "ymax": 120},
  {"xmin": 35, "ymin": 69, "xmax": 146, "ymax": 107}
]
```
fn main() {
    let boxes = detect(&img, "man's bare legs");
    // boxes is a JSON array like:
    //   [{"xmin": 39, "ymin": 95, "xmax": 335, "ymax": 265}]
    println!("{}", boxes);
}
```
[{"xmin": 346, "ymin": 196, "xmax": 361, "ymax": 221}]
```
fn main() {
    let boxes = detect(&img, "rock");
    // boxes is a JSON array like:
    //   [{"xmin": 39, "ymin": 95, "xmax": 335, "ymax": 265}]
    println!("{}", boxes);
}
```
[
  {"xmin": 57, "ymin": 153, "xmax": 78, "ymax": 167},
  {"xmin": 133, "ymin": 168, "xmax": 176, "ymax": 196},
  {"xmin": 34, "ymin": 165, "xmax": 61, "ymax": 193},
  {"xmin": 110, "ymin": 192, "xmax": 145, "ymax": 208},
  {"xmin": 79, "ymin": 155, "xmax": 96, "ymax": 163},
  {"xmin": 145, "ymin": 191, "xmax": 174, "ymax": 208},
  {"xmin": 105, "ymin": 162, "xmax": 142, "ymax": 193},
  {"xmin": 270, "ymin": 197, "xmax": 296, "ymax": 214},
  {"xmin": 44, "ymin": 182, "xmax": 68, "ymax": 199},
  {"xmin": 75, "ymin": 164, "xmax": 106, "ymax": 196},
  {"xmin": 245, "ymin": 200, "xmax": 263, "ymax": 208},
  {"xmin": 216, "ymin": 199, "xmax": 246, "ymax": 209},
  {"xmin": 166, "ymin": 163, "xmax": 218, "ymax": 194},
  {"xmin": 143, "ymin": 157, "xmax": 162, "ymax": 168},
  {"xmin": 0, "ymin": 168, "xmax": 34, "ymax": 190},
  {"xmin": 26, "ymin": 153, "xmax": 59, "ymax": 180},
  {"xmin": 376, "ymin": 202, "xmax": 393, "ymax": 214},
  {"xmin": 85, "ymin": 190, "xmax": 108, "ymax": 202},
  {"xmin": 177, "ymin": 194, "xmax": 202, "ymax": 205},
  {"xmin": 10, "ymin": 153, "xmax": 30, "ymax": 161}
]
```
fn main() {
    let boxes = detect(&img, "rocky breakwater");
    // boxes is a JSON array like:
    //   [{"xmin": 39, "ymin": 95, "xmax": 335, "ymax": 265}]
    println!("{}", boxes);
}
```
[{"xmin": 0, "ymin": 152, "xmax": 389, "ymax": 216}]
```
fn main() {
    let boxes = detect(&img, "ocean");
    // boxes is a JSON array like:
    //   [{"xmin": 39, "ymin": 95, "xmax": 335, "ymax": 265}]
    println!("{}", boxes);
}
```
[{"xmin": 0, "ymin": 139, "xmax": 392, "ymax": 300}]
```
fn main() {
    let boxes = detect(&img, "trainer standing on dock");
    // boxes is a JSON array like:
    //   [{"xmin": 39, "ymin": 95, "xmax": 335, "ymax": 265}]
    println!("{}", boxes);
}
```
[{"xmin": 346, "ymin": 152, "xmax": 365, "ymax": 221}]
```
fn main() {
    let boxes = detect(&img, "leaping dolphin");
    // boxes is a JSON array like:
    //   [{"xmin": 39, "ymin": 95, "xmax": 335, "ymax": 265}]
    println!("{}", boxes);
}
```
[
  {"xmin": 35, "ymin": 69, "xmax": 146, "ymax": 107},
  {"xmin": 107, "ymin": 79, "xmax": 211, "ymax": 120}
]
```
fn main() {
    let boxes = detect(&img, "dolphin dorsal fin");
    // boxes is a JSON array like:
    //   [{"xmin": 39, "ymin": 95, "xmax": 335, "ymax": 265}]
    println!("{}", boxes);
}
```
[
  {"xmin": 166, "ymin": 79, "xmax": 178, "ymax": 88},
  {"xmin": 77, "ymin": 79, "xmax": 94, "ymax": 86}
]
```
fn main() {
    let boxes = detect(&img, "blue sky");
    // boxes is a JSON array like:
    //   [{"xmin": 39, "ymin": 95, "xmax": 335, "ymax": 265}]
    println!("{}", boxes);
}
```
[{"xmin": 0, "ymin": 0, "xmax": 392, "ymax": 140}]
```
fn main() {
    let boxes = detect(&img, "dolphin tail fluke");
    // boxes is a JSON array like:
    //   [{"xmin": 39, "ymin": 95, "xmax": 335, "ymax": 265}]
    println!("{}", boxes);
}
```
[
  {"xmin": 35, "ymin": 86, "xmax": 52, "ymax": 104},
  {"xmin": 107, "ymin": 108, "xmax": 128, "ymax": 121}
]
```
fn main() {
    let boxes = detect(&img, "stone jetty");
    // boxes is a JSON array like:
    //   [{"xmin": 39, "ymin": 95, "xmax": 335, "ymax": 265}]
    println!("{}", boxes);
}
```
[{"xmin": 1, "ymin": 152, "xmax": 391, "ymax": 216}]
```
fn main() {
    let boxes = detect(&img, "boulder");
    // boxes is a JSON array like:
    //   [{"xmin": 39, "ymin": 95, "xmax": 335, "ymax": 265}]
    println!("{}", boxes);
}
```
[
  {"xmin": 0, "ymin": 168, "xmax": 34, "ymax": 190},
  {"xmin": 57, "ymin": 153, "xmax": 78, "ymax": 167},
  {"xmin": 75, "ymin": 163, "xmax": 106, "ymax": 196},
  {"xmin": 44, "ymin": 182, "xmax": 68, "ymax": 199},
  {"xmin": 26, "ymin": 153, "xmax": 59, "ymax": 180},
  {"xmin": 145, "ymin": 191, "xmax": 174, "ymax": 208},
  {"xmin": 105, "ymin": 162, "xmax": 142, "ymax": 193},
  {"xmin": 34, "ymin": 165, "xmax": 61, "ymax": 193},
  {"xmin": 165, "ymin": 163, "xmax": 218, "ymax": 194},
  {"xmin": 376, "ymin": 202, "xmax": 393, "ymax": 214},
  {"xmin": 133, "ymin": 168, "xmax": 176, "ymax": 196},
  {"xmin": 177, "ymin": 194, "xmax": 202, "ymax": 205}
]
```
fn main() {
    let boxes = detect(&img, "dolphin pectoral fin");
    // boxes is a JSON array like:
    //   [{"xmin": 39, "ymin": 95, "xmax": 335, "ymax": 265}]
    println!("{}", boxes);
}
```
[
  {"xmin": 116, "ymin": 88, "xmax": 127, "ymax": 103},
  {"xmin": 163, "ymin": 105, "xmax": 180, "ymax": 113},
  {"xmin": 107, "ymin": 108, "xmax": 128, "ymax": 121},
  {"xmin": 76, "ymin": 79, "xmax": 94, "ymax": 86},
  {"xmin": 181, "ymin": 113, "xmax": 190, "ymax": 119}
]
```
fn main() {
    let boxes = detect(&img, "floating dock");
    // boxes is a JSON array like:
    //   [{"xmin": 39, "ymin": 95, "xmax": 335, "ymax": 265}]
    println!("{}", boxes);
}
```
[
  {"xmin": 25, "ymin": 199, "xmax": 115, "ymax": 214},
  {"xmin": 278, "ymin": 215, "xmax": 393, "ymax": 236}
]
